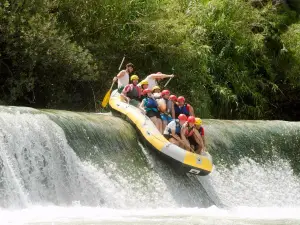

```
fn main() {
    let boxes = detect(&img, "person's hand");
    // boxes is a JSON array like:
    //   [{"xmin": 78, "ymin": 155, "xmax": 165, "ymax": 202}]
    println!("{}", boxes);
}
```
[
  {"xmin": 170, "ymin": 74, "xmax": 175, "ymax": 78},
  {"xmin": 113, "ymin": 77, "xmax": 117, "ymax": 82},
  {"xmin": 140, "ymin": 109, "xmax": 146, "ymax": 114},
  {"xmin": 126, "ymin": 97, "xmax": 131, "ymax": 103},
  {"xmin": 190, "ymin": 146, "xmax": 196, "ymax": 153},
  {"xmin": 185, "ymin": 144, "xmax": 191, "ymax": 151}
]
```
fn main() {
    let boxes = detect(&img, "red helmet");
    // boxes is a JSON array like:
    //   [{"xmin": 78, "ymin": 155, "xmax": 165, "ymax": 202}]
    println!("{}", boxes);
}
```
[
  {"xmin": 161, "ymin": 90, "xmax": 170, "ymax": 96},
  {"xmin": 187, "ymin": 116, "xmax": 195, "ymax": 124},
  {"xmin": 177, "ymin": 96, "xmax": 185, "ymax": 103},
  {"xmin": 178, "ymin": 114, "xmax": 187, "ymax": 121},
  {"xmin": 143, "ymin": 88, "xmax": 152, "ymax": 95},
  {"xmin": 169, "ymin": 95, "xmax": 177, "ymax": 101}
]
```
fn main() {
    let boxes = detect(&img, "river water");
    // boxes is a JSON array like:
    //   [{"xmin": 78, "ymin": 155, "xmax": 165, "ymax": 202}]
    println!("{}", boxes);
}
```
[{"xmin": 0, "ymin": 106, "xmax": 299, "ymax": 225}]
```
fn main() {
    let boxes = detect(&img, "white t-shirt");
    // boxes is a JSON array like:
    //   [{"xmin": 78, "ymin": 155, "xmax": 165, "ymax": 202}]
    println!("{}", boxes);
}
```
[
  {"xmin": 163, "ymin": 120, "xmax": 177, "ymax": 135},
  {"xmin": 145, "ymin": 75, "xmax": 158, "ymax": 90},
  {"xmin": 118, "ymin": 70, "xmax": 129, "ymax": 88}
]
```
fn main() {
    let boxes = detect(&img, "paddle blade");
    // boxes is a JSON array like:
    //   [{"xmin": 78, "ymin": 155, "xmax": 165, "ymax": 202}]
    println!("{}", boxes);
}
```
[{"xmin": 101, "ymin": 89, "xmax": 112, "ymax": 108}]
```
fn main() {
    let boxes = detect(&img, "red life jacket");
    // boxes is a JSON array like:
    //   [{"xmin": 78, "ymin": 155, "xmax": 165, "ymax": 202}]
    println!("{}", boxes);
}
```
[
  {"xmin": 184, "ymin": 123, "xmax": 194, "ymax": 137},
  {"xmin": 126, "ymin": 84, "xmax": 141, "ymax": 100}
]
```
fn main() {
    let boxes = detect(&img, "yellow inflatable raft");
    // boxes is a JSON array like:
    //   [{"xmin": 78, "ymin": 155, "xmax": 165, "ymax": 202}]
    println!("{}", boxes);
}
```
[{"xmin": 109, "ymin": 90, "xmax": 213, "ymax": 176}]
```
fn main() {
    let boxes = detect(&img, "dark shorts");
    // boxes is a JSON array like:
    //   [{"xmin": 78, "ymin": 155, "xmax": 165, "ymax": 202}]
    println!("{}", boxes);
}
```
[
  {"xmin": 129, "ymin": 99, "xmax": 140, "ymax": 107},
  {"xmin": 164, "ymin": 134, "xmax": 172, "ymax": 140},
  {"xmin": 188, "ymin": 135, "xmax": 198, "ymax": 147},
  {"xmin": 117, "ymin": 86, "xmax": 125, "ymax": 93},
  {"xmin": 146, "ymin": 110, "xmax": 161, "ymax": 118}
]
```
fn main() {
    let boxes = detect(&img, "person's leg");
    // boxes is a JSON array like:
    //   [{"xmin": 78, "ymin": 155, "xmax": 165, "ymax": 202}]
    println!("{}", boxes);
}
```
[
  {"xmin": 158, "ymin": 118, "xmax": 163, "ymax": 133},
  {"xmin": 191, "ymin": 134, "xmax": 202, "ymax": 154},
  {"xmin": 162, "ymin": 120, "xmax": 167, "ymax": 131},
  {"xmin": 129, "ymin": 99, "xmax": 140, "ymax": 107},
  {"xmin": 161, "ymin": 114, "xmax": 168, "ymax": 131},
  {"xmin": 155, "ymin": 113, "xmax": 163, "ymax": 133},
  {"xmin": 169, "ymin": 137, "xmax": 180, "ymax": 146},
  {"xmin": 147, "ymin": 111, "xmax": 159, "ymax": 131},
  {"xmin": 154, "ymin": 118, "xmax": 161, "ymax": 133},
  {"xmin": 150, "ymin": 116, "xmax": 157, "ymax": 125}
]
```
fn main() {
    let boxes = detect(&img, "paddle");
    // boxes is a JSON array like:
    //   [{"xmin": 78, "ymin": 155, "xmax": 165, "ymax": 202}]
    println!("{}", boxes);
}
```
[
  {"xmin": 101, "ymin": 56, "xmax": 126, "ymax": 108},
  {"xmin": 101, "ymin": 81, "xmax": 115, "ymax": 108},
  {"xmin": 164, "ymin": 68, "xmax": 174, "ymax": 88},
  {"xmin": 164, "ymin": 76, "xmax": 173, "ymax": 88}
]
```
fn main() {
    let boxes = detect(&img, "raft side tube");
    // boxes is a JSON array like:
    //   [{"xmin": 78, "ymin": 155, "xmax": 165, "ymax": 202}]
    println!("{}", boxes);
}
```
[{"xmin": 109, "ymin": 90, "xmax": 213, "ymax": 176}]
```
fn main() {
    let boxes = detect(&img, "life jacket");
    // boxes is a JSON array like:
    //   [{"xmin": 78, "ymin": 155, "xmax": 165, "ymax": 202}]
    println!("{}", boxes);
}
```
[
  {"xmin": 126, "ymin": 84, "xmax": 141, "ymax": 100},
  {"xmin": 184, "ymin": 123, "xmax": 194, "ymax": 137},
  {"xmin": 197, "ymin": 126, "xmax": 204, "ymax": 136},
  {"xmin": 157, "ymin": 98, "xmax": 167, "ymax": 113},
  {"xmin": 144, "ymin": 97, "xmax": 158, "ymax": 112},
  {"xmin": 168, "ymin": 120, "xmax": 181, "ymax": 135},
  {"xmin": 174, "ymin": 103, "xmax": 190, "ymax": 118}
]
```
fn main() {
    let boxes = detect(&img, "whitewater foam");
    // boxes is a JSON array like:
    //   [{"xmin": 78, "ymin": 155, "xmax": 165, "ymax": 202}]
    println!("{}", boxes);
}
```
[{"xmin": 1, "ymin": 205, "xmax": 300, "ymax": 225}]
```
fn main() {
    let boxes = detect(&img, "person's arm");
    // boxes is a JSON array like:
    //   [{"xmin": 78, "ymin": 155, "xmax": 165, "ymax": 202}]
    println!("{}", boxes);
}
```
[
  {"xmin": 193, "ymin": 129, "xmax": 204, "ymax": 153},
  {"xmin": 180, "ymin": 125, "xmax": 191, "ymax": 150},
  {"xmin": 170, "ymin": 129, "xmax": 182, "ymax": 143},
  {"xmin": 201, "ymin": 127, "xmax": 206, "ymax": 148},
  {"xmin": 167, "ymin": 101, "xmax": 174, "ymax": 115},
  {"xmin": 188, "ymin": 104, "xmax": 195, "ymax": 117},
  {"xmin": 171, "ymin": 103, "xmax": 176, "ymax": 119},
  {"xmin": 121, "ymin": 85, "xmax": 130, "ymax": 103},
  {"xmin": 113, "ymin": 70, "xmax": 126, "ymax": 82},
  {"xmin": 139, "ymin": 100, "xmax": 146, "ymax": 113},
  {"xmin": 149, "ymin": 74, "xmax": 174, "ymax": 79}
]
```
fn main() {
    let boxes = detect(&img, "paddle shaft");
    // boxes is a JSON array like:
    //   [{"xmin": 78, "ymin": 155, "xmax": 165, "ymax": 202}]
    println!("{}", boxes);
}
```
[
  {"xmin": 101, "ymin": 56, "xmax": 126, "ymax": 108},
  {"xmin": 118, "ymin": 55, "xmax": 126, "ymax": 70},
  {"xmin": 111, "ymin": 55, "xmax": 126, "ymax": 89},
  {"xmin": 164, "ymin": 76, "xmax": 173, "ymax": 88},
  {"xmin": 109, "ymin": 80, "xmax": 115, "ymax": 91}
]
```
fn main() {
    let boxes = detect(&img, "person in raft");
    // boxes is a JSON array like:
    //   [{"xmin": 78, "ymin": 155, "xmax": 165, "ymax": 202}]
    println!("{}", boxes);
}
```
[
  {"xmin": 194, "ymin": 117, "xmax": 206, "ymax": 150},
  {"xmin": 169, "ymin": 95, "xmax": 177, "ymax": 104},
  {"xmin": 152, "ymin": 85, "xmax": 161, "ymax": 99},
  {"xmin": 139, "ymin": 80, "xmax": 149, "ymax": 100},
  {"xmin": 181, "ymin": 116, "xmax": 204, "ymax": 154},
  {"xmin": 142, "ymin": 72, "xmax": 174, "ymax": 90},
  {"xmin": 121, "ymin": 75, "xmax": 142, "ymax": 107},
  {"xmin": 140, "ymin": 80, "xmax": 149, "ymax": 92},
  {"xmin": 172, "ymin": 96, "xmax": 195, "ymax": 119},
  {"xmin": 163, "ymin": 114, "xmax": 188, "ymax": 148},
  {"xmin": 139, "ymin": 88, "xmax": 163, "ymax": 133},
  {"xmin": 157, "ymin": 90, "xmax": 174, "ymax": 130},
  {"xmin": 113, "ymin": 63, "xmax": 134, "ymax": 93}
]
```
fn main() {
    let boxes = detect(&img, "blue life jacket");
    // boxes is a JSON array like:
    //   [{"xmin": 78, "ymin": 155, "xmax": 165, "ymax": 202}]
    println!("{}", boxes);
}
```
[
  {"xmin": 174, "ymin": 103, "xmax": 190, "ymax": 118},
  {"xmin": 144, "ymin": 97, "xmax": 158, "ymax": 112},
  {"xmin": 168, "ymin": 120, "xmax": 181, "ymax": 135}
]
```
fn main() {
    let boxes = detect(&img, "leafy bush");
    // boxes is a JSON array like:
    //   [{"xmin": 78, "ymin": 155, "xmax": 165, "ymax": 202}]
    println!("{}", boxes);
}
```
[{"xmin": 0, "ymin": 0, "xmax": 300, "ymax": 119}]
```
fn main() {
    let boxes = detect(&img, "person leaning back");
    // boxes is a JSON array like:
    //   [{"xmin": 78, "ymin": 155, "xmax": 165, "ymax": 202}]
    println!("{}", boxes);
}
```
[{"xmin": 143, "ymin": 72, "xmax": 174, "ymax": 90}]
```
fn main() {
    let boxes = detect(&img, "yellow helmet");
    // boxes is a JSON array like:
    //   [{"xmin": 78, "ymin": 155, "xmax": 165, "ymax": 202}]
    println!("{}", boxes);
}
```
[
  {"xmin": 130, "ymin": 75, "xmax": 139, "ymax": 81},
  {"xmin": 140, "ymin": 80, "xmax": 148, "ymax": 85},
  {"xmin": 152, "ymin": 85, "xmax": 161, "ymax": 92},
  {"xmin": 195, "ymin": 118, "xmax": 202, "ymax": 126}
]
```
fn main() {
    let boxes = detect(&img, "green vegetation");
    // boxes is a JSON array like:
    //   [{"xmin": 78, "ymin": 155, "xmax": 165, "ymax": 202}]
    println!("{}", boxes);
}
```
[{"xmin": 0, "ymin": 0, "xmax": 300, "ymax": 120}]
